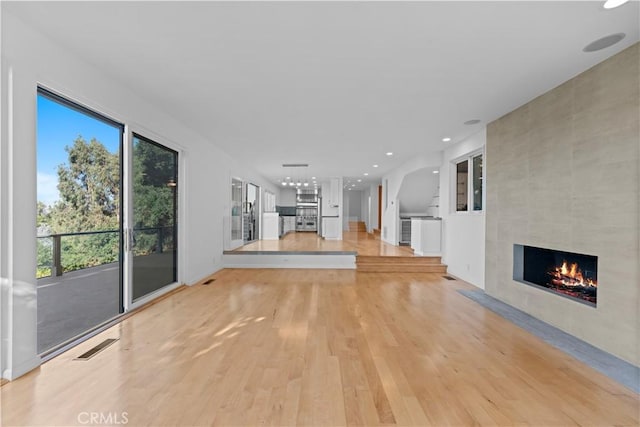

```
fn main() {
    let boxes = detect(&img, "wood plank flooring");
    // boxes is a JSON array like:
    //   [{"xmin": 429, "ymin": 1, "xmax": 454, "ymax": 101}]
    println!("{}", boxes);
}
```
[{"xmin": 2, "ymin": 269, "xmax": 638, "ymax": 426}]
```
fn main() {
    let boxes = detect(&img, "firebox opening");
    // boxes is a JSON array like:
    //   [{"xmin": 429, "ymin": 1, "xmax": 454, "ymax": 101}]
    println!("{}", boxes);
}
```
[{"xmin": 513, "ymin": 244, "xmax": 598, "ymax": 307}]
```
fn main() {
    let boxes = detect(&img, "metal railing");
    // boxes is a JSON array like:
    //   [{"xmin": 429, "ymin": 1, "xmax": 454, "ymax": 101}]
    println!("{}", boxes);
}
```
[{"xmin": 37, "ymin": 226, "xmax": 174, "ymax": 278}]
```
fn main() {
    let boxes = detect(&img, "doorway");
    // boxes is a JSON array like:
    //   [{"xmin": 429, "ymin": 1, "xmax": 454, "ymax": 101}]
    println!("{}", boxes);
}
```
[{"xmin": 35, "ymin": 88, "xmax": 181, "ymax": 355}]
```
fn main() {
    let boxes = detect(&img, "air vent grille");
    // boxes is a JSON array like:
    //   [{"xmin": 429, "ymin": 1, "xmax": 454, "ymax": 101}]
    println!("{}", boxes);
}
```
[
  {"xmin": 282, "ymin": 163, "xmax": 309, "ymax": 168},
  {"xmin": 74, "ymin": 338, "xmax": 118, "ymax": 360}
]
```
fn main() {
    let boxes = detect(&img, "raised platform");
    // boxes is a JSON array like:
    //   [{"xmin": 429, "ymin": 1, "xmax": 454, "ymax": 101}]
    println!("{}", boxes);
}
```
[
  {"xmin": 223, "ymin": 250, "xmax": 357, "ymax": 269},
  {"xmin": 225, "ymin": 231, "xmax": 447, "ymax": 272}
]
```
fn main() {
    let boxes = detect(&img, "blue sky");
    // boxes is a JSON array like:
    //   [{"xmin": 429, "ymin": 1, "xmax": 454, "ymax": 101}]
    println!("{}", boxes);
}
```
[{"xmin": 37, "ymin": 95, "xmax": 120, "ymax": 206}]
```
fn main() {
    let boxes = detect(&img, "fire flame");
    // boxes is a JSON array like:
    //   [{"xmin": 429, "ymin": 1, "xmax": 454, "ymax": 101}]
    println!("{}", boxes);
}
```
[{"xmin": 552, "ymin": 260, "xmax": 596, "ymax": 287}]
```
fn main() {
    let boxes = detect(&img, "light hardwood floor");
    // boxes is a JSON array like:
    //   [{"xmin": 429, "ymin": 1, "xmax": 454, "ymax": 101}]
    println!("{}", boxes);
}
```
[
  {"xmin": 235, "ymin": 231, "xmax": 415, "ymax": 256},
  {"xmin": 2, "ymin": 269, "xmax": 638, "ymax": 426}
]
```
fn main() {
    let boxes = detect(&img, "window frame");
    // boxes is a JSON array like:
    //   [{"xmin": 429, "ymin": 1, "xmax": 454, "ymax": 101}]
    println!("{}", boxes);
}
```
[{"xmin": 451, "ymin": 149, "xmax": 485, "ymax": 214}]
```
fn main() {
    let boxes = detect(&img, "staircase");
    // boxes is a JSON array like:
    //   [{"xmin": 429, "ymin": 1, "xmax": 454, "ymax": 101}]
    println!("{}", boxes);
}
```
[
  {"xmin": 349, "ymin": 221, "xmax": 367, "ymax": 232},
  {"xmin": 356, "ymin": 255, "xmax": 447, "ymax": 273}
]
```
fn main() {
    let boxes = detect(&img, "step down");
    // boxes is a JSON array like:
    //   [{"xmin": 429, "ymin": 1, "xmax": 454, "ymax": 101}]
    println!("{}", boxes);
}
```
[{"xmin": 356, "ymin": 255, "xmax": 446, "ymax": 273}]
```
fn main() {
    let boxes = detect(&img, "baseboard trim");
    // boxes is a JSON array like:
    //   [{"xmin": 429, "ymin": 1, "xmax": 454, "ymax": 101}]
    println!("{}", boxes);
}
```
[{"xmin": 2, "ymin": 354, "xmax": 41, "ymax": 382}]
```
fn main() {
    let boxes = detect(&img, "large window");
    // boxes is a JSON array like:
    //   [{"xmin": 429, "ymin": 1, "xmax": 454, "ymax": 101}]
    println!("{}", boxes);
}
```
[{"xmin": 454, "ymin": 152, "xmax": 483, "ymax": 212}]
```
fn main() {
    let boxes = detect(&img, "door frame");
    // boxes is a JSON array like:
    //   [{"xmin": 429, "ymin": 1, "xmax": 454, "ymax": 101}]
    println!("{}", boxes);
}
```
[
  {"xmin": 124, "ymin": 126, "xmax": 185, "ymax": 311},
  {"xmin": 229, "ymin": 176, "xmax": 245, "ymax": 250},
  {"xmin": 244, "ymin": 182, "xmax": 261, "ymax": 243}
]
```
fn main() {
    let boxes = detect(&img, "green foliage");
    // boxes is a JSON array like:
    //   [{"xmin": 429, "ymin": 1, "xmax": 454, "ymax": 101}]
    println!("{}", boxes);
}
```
[
  {"xmin": 36, "ymin": 136, "xmax": 176, "ymax": 277},
  {"xmin": 132, "ymin": 139, "xmax": 176, "ymax": 256},
  {"xmin": 60, "ymin": 232, "xmax": 119, "ymax": 272},
  {"xmin": 37, "ymin": 136, "xmax": 120, "ymax": 274},
  {"xmin": 52, "ymin": 137, "xmax": 120, "ymax": 234},
  {"xmin": 36, "ymin": 237, "xmax": 53, "ymax": 279}
]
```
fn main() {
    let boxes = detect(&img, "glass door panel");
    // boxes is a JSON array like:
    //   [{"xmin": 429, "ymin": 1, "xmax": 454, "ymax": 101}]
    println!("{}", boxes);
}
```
[
  {"xmin": 230, "ymin": 178, "xmax": 243, "ymax": 248},
  {"xmin": 131, "ymin": 134, "xmax": 178, "ymax": 301},
  {"xmin": 244, "ymin": 183, "xmax": 259, "ymax": 243},
  {"xmin": 36, "ymin": 88, "xmax": 123, "ymax": 354}
]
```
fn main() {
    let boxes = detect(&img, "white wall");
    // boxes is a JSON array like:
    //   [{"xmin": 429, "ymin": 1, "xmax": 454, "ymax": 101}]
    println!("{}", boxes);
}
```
[
  {"xmin": 360, "ymin": 187, "xmax": 369, "ymax": 230},
  {"xmin": 0, "ymin": 11, "xmax": 278, "ymax": 380},
  {"xmin": 278, "ymin": 188, "xmax": 297, "ymax": 206},
  {"xmin": 381, "ymin": 153, "xmax": 442, "ymax": 245},
  {"xmin": 368, "ymin": 184, "xmax": 379, "ymax": 232},
  {"xmin": 347, "ymin": 191, "xmax": 362, "ymax": 220},
  {"xmin": 398, "ymin": 167, "xmax": 439, "ymax": 215},
  {"xmin": 439, "ymin": 129, "xmax": 486, "ymax": 288}
]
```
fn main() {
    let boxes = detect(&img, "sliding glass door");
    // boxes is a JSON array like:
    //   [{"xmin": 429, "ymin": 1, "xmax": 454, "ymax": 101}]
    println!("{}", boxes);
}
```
[
  {"xmin": 36, "ymin": 88, "xmax": 124, "ymax": 353},
  {"xmin": 36, "ymin": 88, "xmax": 181, "ymax": 354},
  {"xmin": 130, "ymin": 134, "xmax": 178, "ymax": 301}
]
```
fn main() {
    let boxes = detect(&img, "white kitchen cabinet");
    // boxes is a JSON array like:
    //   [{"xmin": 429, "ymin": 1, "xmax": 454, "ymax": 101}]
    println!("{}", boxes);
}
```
[
  {"xmin": 322, "ymin": 217, "xmax": 340, "ymax": 240},
  {"xmin": 329, "ymin": 177, "xmax": 340, "ymax": 208},
  {"xmin": 282, "ymin": 216, "xmax": 296, "ymax": 234},
  {"xmin": 262, "ymin": 212, "xmax": 279, "ymax": 240},
  {"xmin": 322, "ymin": 178, "xmax": 341, "ymax": 217},
  {"xmin": 410, "ymin": 217, "xmax": 442, "ymax": 256}
]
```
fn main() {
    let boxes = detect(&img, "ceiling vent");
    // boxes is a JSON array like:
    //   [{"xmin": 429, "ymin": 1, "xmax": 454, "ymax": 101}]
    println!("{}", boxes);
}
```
[{"xmin": 282, "ymin": 163, "xmax": 309, "ymax": 168}]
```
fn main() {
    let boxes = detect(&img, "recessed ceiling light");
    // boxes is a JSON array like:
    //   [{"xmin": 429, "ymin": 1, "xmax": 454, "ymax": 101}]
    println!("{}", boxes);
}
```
[
  {"xmin": 464, "ymin": 119, "xmax": 481, "ymax": 125},
  {"xmin": 311, "ymin": 176, "xmax": 316, "ymax": 179},
  {"xmin": 604, "ymin": 0, "xmax": 630, "ymax": 9},
  {"xmin": 433, "ymin": 170, "xmax": 439, "ymax": 174},
  {"xmin": 281, "ymin": 181, "xmax": 287, "ymax": 185},
  {"xmin": 289, "ymin": 182, "xmax": 295, "ymax": 186},
  {"xmin": 357, "ymin": 179, "xmax": 362, "ymax": 182},
  {"xmin": 442, "ymin": 137, "xmax": 451, "ymax": 142},
  {"xmin": 286, "ymin": 176, "xmax": 291, "ymax": 179},
  {"xmin": 583, "ymin": 33, "xmax": 625, "ymax": 52},
  {"xmin": 363, "ymin": 173, "xmax": 369, "ymax": 176},
  {"xmin": 386, "ymin": 152, "xmax": 393, "ymax": 156},
  {"xmin": 373, "ymin": 164, "xmax": 378, "ymax": 168},
  {"xmin": 351, "ymin": 184, "xmax": 355, "ymax": 187}
]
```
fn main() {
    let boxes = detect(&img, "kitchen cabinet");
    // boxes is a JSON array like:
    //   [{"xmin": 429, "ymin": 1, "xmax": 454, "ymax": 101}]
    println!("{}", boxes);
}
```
[
  {"xmin": 262, "ymin": 212, "xmax": 279, "ymax": 240},
  {"xmin": 410, "ymin": 217, "xmax": 442, "ymax": 256},
  {"xmin": 282, "ymin": 216, "xmax": 296, "ymax": 234},
  {"xmin": 322, "ymin": 178, "xmax": 341, "ymax": 217},
  {"xmin": 322, "ymin": 217, "xmax": 341, "ymax": 240},
  {"xmin": 329, "ymin": 178, "xmax": 340, "ymax": 208}
]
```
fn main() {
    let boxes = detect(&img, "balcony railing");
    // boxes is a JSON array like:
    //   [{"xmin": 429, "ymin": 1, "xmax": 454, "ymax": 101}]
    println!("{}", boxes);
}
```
[{"xmin": 37, "ymin": 226, "xmax": 174, "ymax": 279}]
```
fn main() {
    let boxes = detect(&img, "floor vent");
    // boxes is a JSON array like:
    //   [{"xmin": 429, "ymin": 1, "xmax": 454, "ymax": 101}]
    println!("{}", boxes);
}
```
[
  {"xmin": 442, "ymin": 275, "xmax": 456, "ymax": 281},
  {"xmin": 74, "ymin": 338, "xmax": 118, "ymax": 361},
  {"xmin": 203, "ymin": 278, "xmax": 215, "ymax": 285}
]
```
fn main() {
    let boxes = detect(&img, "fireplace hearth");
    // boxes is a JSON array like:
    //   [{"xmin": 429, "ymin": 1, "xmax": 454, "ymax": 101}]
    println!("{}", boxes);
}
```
[{"xmin": 513, "ymin": 245, "xmax": 598, "ymax": 307}]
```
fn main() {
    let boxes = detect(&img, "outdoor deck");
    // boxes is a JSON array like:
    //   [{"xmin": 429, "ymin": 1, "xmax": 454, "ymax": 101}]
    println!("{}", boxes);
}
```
[{"xmin": 37, "ymin": 252, "xmax": 175, "ymax": 354}]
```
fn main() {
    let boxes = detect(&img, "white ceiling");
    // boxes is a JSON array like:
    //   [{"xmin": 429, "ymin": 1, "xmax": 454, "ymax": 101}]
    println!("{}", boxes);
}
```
[{"xmin": 5, "ymin": 1, "xmax": 639, "ymax": 190}]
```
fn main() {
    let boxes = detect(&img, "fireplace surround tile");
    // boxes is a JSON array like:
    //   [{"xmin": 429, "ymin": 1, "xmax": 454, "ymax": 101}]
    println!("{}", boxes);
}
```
[{"xmin": 486, "ymin": 44, "xmax": 639, "ymax": 365}]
